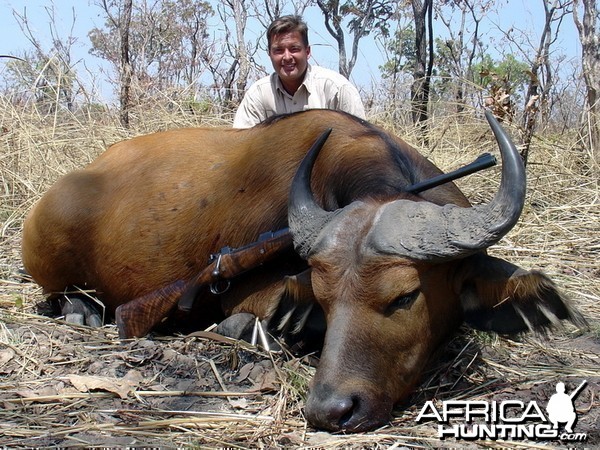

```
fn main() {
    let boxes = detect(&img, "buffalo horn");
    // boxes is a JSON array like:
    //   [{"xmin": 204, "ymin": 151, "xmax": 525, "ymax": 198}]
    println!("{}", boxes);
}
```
[
  {"xmin": 288, "ymin": 129, "xmax": 339, "ymax": 259},
  {"xmin": 368, "ymin": 109, "xmax": 526, "ymax": 261}
]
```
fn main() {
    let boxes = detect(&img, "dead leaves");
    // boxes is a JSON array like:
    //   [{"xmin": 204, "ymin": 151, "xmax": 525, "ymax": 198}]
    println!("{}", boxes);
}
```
[
  {"xmin": 235, "ymin": 360, "xmax": 279, "ymax": 393},
  {"xmin": 0, "ymin": 347, "xmax": 15, "ymax": 371},
  {"xmin": 0, "ymin": 317, "xmax": 301, "ymax": 447},
  {"xmin": 66, "ymin": 370, "xmax": 143, "ymax": 399},
  {"xmin": 5, "ymin": 370, "xmax": 144, "ymax": 406}
]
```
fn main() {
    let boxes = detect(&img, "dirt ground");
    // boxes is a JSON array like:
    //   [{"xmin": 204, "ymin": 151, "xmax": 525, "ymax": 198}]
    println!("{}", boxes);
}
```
[{"xmin": 1, "ymin": 227, "xmax": 598, "ymax": 448}]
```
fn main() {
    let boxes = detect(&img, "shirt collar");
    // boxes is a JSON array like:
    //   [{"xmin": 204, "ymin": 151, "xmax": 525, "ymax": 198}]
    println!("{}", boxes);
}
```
[{"xmin": 275, "ymin": 64, "xmax": 313, "ymax": 97}]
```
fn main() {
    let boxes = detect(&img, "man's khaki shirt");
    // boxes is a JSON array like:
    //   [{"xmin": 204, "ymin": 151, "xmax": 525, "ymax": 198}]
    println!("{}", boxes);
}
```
[{"xmin": 233, "ymin": 64, "xmax": 366, "ymax": 128}]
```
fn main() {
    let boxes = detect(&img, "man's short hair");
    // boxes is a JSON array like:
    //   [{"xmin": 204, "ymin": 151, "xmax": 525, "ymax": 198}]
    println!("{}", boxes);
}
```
[{"xmin": 267, "ymin": 15, "xmax": 309, "ymax": 49}]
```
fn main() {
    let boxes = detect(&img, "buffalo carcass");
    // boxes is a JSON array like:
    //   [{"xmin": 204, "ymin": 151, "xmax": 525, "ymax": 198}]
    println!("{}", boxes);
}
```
[{"xmin": 21, "ymin": 109, "xmax": 585, "ymax": 432}]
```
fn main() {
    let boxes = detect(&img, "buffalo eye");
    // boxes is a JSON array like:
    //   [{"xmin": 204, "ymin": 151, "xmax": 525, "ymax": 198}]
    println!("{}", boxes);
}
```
[{"xmin": 385, "ymin": 289, "xmax": 420, "ymax": 315}]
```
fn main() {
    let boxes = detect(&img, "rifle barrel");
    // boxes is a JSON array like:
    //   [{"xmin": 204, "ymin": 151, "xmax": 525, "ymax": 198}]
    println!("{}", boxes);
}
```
[{"xmin": 406, "ymin": 153, "xmax": 497, "ymax": 194}]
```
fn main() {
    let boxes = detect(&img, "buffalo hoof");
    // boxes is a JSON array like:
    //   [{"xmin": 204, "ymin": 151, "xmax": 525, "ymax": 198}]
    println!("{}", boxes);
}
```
[
  {"xmin": 215, "ymin": 313, "xmax": 255, "ymax": 341},
  {"xmin": 57, "ymin": 295, "xmax": 103, "ymax": 327},
  {"xmin": 216, "ymin": 313, "xmax": 282, "ymax": 352}
]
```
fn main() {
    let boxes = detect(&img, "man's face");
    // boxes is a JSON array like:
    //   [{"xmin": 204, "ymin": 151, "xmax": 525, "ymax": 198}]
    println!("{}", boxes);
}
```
[{"xmin": 268, "ymin": 31, "xmax": 311, "ymax": 94}]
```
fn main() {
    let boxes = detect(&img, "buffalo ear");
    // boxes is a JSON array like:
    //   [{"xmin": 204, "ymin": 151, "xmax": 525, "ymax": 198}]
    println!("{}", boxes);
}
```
[{"xmin": 458, "ymin": 254, "xmax": 587, "ymax": 335}]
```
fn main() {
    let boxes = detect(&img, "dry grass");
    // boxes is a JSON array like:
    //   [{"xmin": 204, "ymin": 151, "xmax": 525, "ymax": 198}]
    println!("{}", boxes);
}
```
[{"xmin": 1, "ymin": 98, "xmax": 598, "ymax": 448}]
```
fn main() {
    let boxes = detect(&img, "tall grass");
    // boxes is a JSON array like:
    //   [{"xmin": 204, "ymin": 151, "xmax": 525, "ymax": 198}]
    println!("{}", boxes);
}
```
[{"xmin": 0, "ymin": 91, "xmax": 598, "ymax": 448}]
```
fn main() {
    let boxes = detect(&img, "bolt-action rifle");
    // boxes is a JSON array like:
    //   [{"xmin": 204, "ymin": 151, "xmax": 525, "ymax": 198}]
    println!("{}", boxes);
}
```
[{"xmin": 115, "ymin": 152, "xmax": 496, "ymax": 339}]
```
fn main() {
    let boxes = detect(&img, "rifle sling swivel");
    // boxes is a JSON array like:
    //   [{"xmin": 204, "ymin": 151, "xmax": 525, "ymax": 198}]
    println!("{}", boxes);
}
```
[
  {"xmin": 209, "ymin": 253, "xmax": 231, "ymax": 295},
  {"xmin": 177, "ymin": 252, "xmax": 233, "ymax": 312}
]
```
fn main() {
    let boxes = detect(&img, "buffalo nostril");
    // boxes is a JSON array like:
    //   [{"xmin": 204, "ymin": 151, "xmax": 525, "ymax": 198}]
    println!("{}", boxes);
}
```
[
  {"xmin": 306, "ymin": 384, "xmax": 390, "ymax": 431},
  {"xmin": 326, "ymin": 396, "xmax": 356, "ymax": 427}
]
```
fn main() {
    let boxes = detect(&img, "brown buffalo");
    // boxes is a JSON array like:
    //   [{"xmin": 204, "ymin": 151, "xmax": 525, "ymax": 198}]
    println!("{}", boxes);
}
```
[{"xmin": 21, "ymin": 109, "xmax": 585, "ymax": 432}]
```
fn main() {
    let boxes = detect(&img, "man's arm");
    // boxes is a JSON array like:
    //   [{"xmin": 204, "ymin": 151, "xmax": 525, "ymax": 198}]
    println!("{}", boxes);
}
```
[
  {"xmin": 336, "ymin": 83, "xmax": 366, "ymax": 120},
  {"xmin": 233, "ymin": 78, "xmax": 274, "ymax": 128},
  {"xmin": 233, "ymin": 92, "xmax": 264, "ymax": 128}
]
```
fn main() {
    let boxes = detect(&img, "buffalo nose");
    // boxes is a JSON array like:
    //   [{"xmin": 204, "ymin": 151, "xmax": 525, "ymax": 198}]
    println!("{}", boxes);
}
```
[
  {"xmin": 322, "ymin": 396, "xmax": 356, "ymax": 428},
  {"xmin": 306, "ymin": 392, "xmax": 356, "ymax": 431},
  {"xmin": 305, "ymin": 385, "xmax": 390, "ymax": 432}
]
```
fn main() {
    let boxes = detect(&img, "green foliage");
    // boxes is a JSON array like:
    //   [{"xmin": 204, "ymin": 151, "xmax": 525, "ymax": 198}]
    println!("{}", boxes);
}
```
[
  {"xmin": 431, "ymin": 37, "xmax": 465, "ymax": 97},
  {"xmin": 434, "ymin": 37, "xmax": 461, "ymax": 79},
  {"xmin": 380, "ymin": 25, "xmax": 416, "ymax": 79},
  {"xmin": 183, "ymin": 98, "xmax": 213, "ymax": 114},
  {"xmin": 473, "ymin": 53, "xmax": 531, "ymax": 98},
  {"xmin": 13, "ymin": 296, "xmax": 23, "ymax": 310}
]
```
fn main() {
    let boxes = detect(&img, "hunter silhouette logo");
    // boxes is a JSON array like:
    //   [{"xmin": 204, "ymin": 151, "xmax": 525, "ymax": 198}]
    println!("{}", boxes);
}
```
[
  {"xmin": 416, "ymin": 380, "xmax": 589, "ymax": 442},
  {"xmin": 546, "ymin": 380, "xmax": 587, "ymax": 434}
]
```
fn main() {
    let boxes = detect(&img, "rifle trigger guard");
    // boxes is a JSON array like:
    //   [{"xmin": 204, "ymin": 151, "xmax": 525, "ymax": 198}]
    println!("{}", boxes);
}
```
[
  {"xmin": 209, "ymin": 253, "xmax": 231, "ymax": 294},
  {"xmin": 210, "ymin": 280, "xmax": 230, "ymax": 295}
]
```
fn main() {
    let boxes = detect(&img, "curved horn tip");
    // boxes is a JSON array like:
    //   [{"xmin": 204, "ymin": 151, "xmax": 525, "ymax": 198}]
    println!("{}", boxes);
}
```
[
  {"xmin": 288, "ymin": 128, "xmax": 335, "ymax": 259},
  {"xmin": 484, "ymin": 109, "xmax": 520, "ymax": 157},
  {"xmin": 484, "ymin": 108, "xmax": 526, "ymax": 235},
  {"xmin": 289, "ymin": 128, "xmax": 333, "ymax": 207}
]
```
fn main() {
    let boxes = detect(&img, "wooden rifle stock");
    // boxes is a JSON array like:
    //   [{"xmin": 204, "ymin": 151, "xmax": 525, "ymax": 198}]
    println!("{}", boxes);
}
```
[
  {"xmin": 116, "ymin": 228, "xmax": 292, "ymax": 338},
  {"xmin": 115, "ymin": 152, "xmax": 496, "ymax": 339}
]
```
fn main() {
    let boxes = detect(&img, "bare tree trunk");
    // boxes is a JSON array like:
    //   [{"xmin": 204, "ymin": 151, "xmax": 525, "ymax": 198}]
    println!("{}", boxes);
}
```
[
  {"xmin": 233, "ymin": 0, "xmax": 250, "ymax": 103},
  {"xmin": 573, "ymin": 0, "xmax": 599, "ymax": 165},
  {"xmin": 411, "ymin": 0, "xmax": 433, "ymax": 137},
  {"xmin": 435, "ymin": 0, "xmax": 486, "ymax": 114},
  {"xmin": 316, "ymin": 0, "xmax": 349, "ymax": 77},
  {"xmin": 520, "ymin": 0, "xmax": 569, "ymax": 164},
  {"xmin": 119, "ymin": 0, "xmax": 133, "ymax": 128},
  {"xmin": 209, "ymin": 0, "xmax": 257, "ymax": 109}
]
